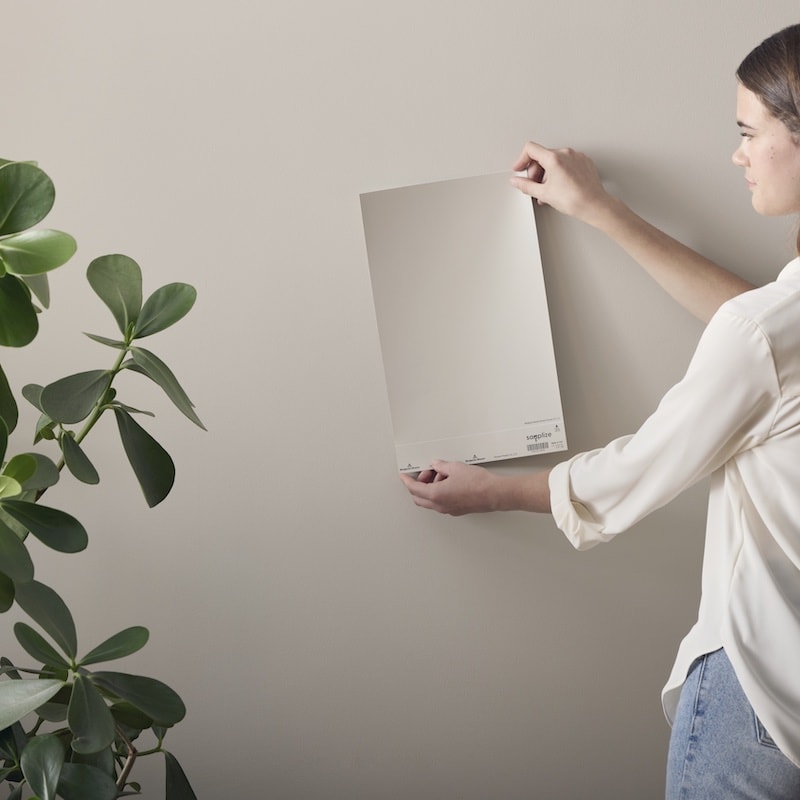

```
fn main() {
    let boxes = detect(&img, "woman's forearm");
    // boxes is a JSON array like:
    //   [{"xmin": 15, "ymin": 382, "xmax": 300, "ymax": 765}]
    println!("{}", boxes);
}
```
[{"xmin": 590, "ymin": 196, "xmax": 755, "ymax": 323}]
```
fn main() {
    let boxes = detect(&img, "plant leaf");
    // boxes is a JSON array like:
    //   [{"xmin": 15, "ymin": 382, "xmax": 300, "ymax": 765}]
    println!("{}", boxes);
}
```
[
  {"xmin": 0, "ymin": 571, "xmax": 14, "ymax": 612},
  {"xmin": 40, "ymin": 369, "xmax": 110, "ymax": 424},
  {"xmin": 110, "ymin": 700, "xmax": 153, "ymax": 731},
  {"xmin": 0, "ymin": 475, "xmax": 21, "ymax": 499},
  {"xmin": 0, "ymin": 363, "xmax": 18, "ymax": 433},
  {"xmin": 90, "ymin": 672, "xmax": 186, "ymax": 726},
  {"xmin": 0, "ymin": 418, "xmax": 6, "ymax": 467},
  {"xmin": 83, "ymin": 332, "xmax": 126, "ymax": 349},
  {"xmin": 0, "ymin": 161, "xmax": 55, "ymax": 236},
  {"xmin": 0, "ymin": 274, "xmax": 38, "ymax": 347},
  {"xmin": 16, "ymin": 453, "xmax": 60, "ymax": 492},
  {"xmin": 61, "ymin": 434, "xmax": 100, "ymax": 485},
  {"xmin": 0, "ymin": 475, "xmax": 22, "ymax": 499},
  {"xmin": 68, "ymin": 674, "xmax": 116, "ymax": 754},
  {"xmin": 133, "ymin": 283, "xmax": 196, "ymax": 339},
  {"xmin": 129, "ymin": 347, "xmax": 205, "ymax": 429},
  {"xmin": 165, "ymin": 751, "xmax": 198, "ymax": 800},
  {"xmin": 34, "ymin": 414, "xmax": 57, "ymax": 443},
  {"xmin": 80, "ymin": 626, "xmax": 149, "ymax": 667},
  {"xmin": 113, "ymin": 408, "xmax": 175, "ymax": 507},
  {"xmin": 12, "ymin": 580, "xmax": 77, "ymax": 660},
  {"xmin": 0, "ymin": 520, "xmax": 33, "ymax": 583},
  {"xmin": 14, "ymin": 623, "xmax": 71, "ymax": 670},
  {"xmin": 22, "ymin": 382, "xmax": 43, "ymax": 411},
  {"xmin": 20, "ymin": 732, "xmax": 64, "ymax": 800},
  {"xmin": 0, "ymin": 678, "xmax": 64, "ymax": 730},
  {"xmin": 57, "ymin": 762, "xmax": 118, "ymax": 800},
  {"xmin": 0, "ymin": 720, "xmax": 25, "ymax": 761},
  {"xmin": 22, "ymin": 272, "xmax": 50, "ymax": 308},
  {"xmin": 3, "ymin": 454, "xmax": 36, "ymax": 487},
  {"xmin": 86, "ymin": 254, "xmax": 142, "ymax": 335},
  {"xmin": 0, "ymin": 229, "xmax": 77, "ymax": 276},
  {"xmin": 0, "ymin": 499, "xmax": 88, "ymax": 553}
]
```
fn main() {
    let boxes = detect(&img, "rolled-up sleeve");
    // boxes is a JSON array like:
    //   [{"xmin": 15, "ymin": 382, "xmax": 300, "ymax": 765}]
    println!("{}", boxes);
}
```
[{"xmin": 549, "ymin": 308, "xmax": 781, "ymax": 550}]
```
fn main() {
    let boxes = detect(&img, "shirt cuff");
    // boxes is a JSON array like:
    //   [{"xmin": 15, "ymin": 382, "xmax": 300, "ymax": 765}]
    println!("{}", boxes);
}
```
[{"xmin": 549, "ymin": 456, "xmax": 617, "ymax": 551}]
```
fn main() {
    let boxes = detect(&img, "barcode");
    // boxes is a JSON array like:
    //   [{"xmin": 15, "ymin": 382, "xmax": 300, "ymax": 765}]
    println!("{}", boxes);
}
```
[{"xmin": 527, "ymin": 442, "xmax": 550, "ymax": 452}]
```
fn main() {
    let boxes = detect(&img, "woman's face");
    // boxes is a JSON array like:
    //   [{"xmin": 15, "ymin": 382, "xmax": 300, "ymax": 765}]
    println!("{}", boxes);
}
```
[{"xmin": 732, "ymin": 84, "xmax": 800, "ymax": 216}]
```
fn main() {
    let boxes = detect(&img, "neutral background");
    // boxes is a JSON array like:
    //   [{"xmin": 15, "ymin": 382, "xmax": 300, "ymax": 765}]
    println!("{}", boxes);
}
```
[{"xmin": 3, "ymin": 2, "xmax": 799, "ymax": 798}]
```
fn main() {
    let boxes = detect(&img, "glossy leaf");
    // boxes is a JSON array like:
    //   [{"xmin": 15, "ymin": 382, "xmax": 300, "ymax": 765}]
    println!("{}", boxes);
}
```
[
  {"xmin": 61, "ymin": 434, "xmax": 100, "ymax": 485},
  {"xmin": 110, "ymin": 700, "xmax": 153, "ymax": 731},
  {"xmin": 0, "ymin": 678, "xmax": 64, "ymax": 730},
  {"xmin": 0, "ymin": 720, "xmax": 25, "ymax": 761},
  {"xmin": 0, "ymin": 274, "xmax": 37, "ymax": 347},
  {"xmin": 0, "ymin": 655, "xmax": 22, "ymax": 679},
  {"xmin": 34, "ymin": 414, "xmax": 57, "ymax": 443},
  {"xmin": 129, "ymin": 347, "xmax": 205, "ymax": 429},
  {"xmin": 0, "ymin": 161, "xmax": 55, "ymax": 236},
  {"xmin": 21, "ymin": 382, "xmax": 43, "ymax": 411},
  {"xmin": 83, "ymin": 332, "xmax": 126, "ymax": 349},
  {"xmin": 0, "ymin": 571, "xmax": 14, "ymax": 611},
  {"xmin": 90, "ymin": 672, "xmax": 186, "ymax": 725},
  {"xmin": 16, "ymin": 453, "xmax": 59, "ymax": 492},
  {"xmin": 12, "ymin": 580, "xmax": 77, "ymax": 660},
  {"xmin": 87, "ymin": 254, "xmax": 142, "ymax": 335},
  {"xmin": 133, "ymin": 283, "xmax": 196, "ymax": 338},
  {"xmin": 165, "ymin": 751, "xmax": 198, "ymax": 800},
  {"xmin": 0, "ymin": 520, "xmax": 33, "ymax": 582},
  {"xmin": 1, "ymin": 499, "xmax": 88, "ymax": 553},
  {"xmin": 0, "ymin": 363, "xmax": 18, "ymax": 433},
  {"xmin": 110, "ymin": 400, "xmax": 154, "ymax": 417},
  {"xmin": 0, "ymin": 418, "xmax": 6, "ymax": 468},
  {"xmin": 40, "ymin": 369, "xmax": 110, "ymax": 424},
  {"xmin": 34, "ymin": 690, "xmax": 70, "ymax": 723},
  {"xmin": 68, "ymin": 675, "xmax": 116, "ymax": 754},
  {"xmin": 57, "ymin": 762, "xmax": 118, "ymax": 800},
  {"xmin": 3, "ymin": 454, "xmax": 36, "ymax": 488},
  {"xmin": 69, "ymin": 745, "xmax": 114, "ymax": 774},
  {"xmin": 22, "ymin": 272, "xmax": 50, "ymax": 308},
  {"xmin": 6, "ymin": 781, "xmax": 23, "ymax": 800},
  {"xmin": 80, "ymin": 626, "xmax": 149, "ymax": 667},
  {"xmin": 20, "ymin": 732, "xmax": 64, "ymax": 800},
  {"xmin": 14, "ymin": 623, "xmax": 71, "ymax": 669},
  {"xmin": 0, "ymin": 229, "xmax": 77, "ymax": 276},
  {"xmin": 0, "ymin": 475, "xmax": 21, "ymax": 499},
  {"xmin": 114, "ymin": 408, "xmax": 175, "ymax": 507}
]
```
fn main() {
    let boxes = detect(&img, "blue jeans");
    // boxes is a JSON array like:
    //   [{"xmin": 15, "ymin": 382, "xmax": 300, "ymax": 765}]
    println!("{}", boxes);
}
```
[{"xmin": 666, "ymin": 648, "xmax": 800, "ymax": 799}]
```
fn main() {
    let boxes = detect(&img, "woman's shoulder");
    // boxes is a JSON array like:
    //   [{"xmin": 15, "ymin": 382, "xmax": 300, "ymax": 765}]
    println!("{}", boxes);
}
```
[{"xmin": 716, "ymin": 261, "xmax": 800, "ymax": 330}]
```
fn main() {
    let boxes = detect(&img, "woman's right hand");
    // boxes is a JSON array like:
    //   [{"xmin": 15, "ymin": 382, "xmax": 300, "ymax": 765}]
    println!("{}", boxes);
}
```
[{"xmin": 510, "ymin": 141, "xmax": 616, "ymax": 226}]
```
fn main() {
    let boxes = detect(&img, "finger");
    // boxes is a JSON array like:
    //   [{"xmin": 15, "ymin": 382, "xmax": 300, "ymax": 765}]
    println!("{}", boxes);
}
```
[
  {"xmin": 417, "ymin": 469, "xmax": 438, "ymax": 484},
  {"xmin": 510, "ymin": 175, "xmax": 547, "ymax": 202},
  {"xmin": 511, "ymin": 140, "xmax": 551, "ymax": 171},
  {"xmin": 399, "ymin": 473, "xmax": 421, "ymax": 490}
]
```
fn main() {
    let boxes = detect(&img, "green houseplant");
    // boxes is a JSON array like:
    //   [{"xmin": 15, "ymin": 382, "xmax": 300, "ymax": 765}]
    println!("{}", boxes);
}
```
[{"xmin": 0, "ymin": 157, "xmax": 202, "ymax": 799}]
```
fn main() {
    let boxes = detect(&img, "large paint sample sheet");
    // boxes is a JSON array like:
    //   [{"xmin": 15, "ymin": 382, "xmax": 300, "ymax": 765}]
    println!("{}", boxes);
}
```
[{"xmin": 361, "ymin": 172, "xmax": 567, "ymax": 473}]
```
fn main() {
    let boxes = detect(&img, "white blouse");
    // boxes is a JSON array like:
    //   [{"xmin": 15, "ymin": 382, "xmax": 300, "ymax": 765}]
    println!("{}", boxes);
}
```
[{"xmin": 549, "ymin": 257, "xmax": 800, "ymax": 767}]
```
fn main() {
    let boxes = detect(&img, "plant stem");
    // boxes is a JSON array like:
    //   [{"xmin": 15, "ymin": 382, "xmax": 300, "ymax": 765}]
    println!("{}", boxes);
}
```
[
  {"xmin": 44, "ymin": 344, "xmax": 131, "ymax": 481},
  {"xmin": 73, "ymin": 345, "xmax": 130, "ymax": 450},
  {"xmin": 115, "ymin": 727, "xmax": 138, "ymax": 791}
]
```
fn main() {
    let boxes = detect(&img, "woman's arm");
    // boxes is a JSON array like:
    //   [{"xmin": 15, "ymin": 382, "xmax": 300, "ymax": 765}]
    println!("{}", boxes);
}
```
[
  {"xmin": 400, "ymin": 461, "xmax": 551, "ymax": 516},
  {"xmin": 511, "ymin": 142, "xmax": 755, "ymax": 323}
]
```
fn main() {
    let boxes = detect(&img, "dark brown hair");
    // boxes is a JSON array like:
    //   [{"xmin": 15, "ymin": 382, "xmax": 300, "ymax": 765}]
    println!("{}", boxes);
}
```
[{"xmin": 737, "ymin": 24, "xmax": 800, "ymax": 252}]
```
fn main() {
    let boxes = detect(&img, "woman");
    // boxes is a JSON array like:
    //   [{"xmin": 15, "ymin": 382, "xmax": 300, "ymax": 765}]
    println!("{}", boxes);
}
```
[{"xmin": 401, "ymin": 24, "xmax": 800, "ymax": 800}]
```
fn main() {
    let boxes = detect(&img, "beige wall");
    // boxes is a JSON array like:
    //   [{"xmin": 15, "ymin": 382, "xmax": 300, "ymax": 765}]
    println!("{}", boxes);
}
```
[{"xmin": 3, "ymin": 2, "xmax": 799, "ymax": 797}]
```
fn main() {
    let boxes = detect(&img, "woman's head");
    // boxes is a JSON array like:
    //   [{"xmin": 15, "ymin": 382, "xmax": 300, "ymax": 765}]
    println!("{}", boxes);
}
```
[
  {"xmin": 733, "ymin": 25, "xmax": 800, "ymax": 246},
  {"xmin": 737, "ymin": 24, "xmax": 800, "ymax": 139}
]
